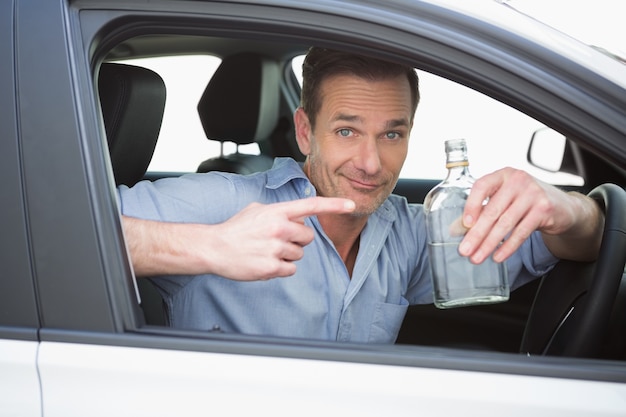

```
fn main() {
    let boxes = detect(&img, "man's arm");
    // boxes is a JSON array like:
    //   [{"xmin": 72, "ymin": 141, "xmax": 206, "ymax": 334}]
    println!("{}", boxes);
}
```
[
  {"xmin": 123, "ymin": 197, "xmax": 355, "ymax": 281},
  {"xmin": 539, "ymin": 191, "xmax": 604, "ymax": 261},
  {"xmin": 458, "ymin": 167, "xmax": 604, "ymax": 264}
]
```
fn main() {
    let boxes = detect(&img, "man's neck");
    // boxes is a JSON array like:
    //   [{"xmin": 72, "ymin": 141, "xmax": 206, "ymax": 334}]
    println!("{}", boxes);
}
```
[{"xmin": 317, "ymin": 213, "xmax": 368, "ymax": 278}]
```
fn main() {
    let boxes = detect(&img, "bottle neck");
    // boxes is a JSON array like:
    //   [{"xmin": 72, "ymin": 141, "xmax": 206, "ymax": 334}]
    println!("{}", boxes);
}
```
[
  {"xmin": 443, "ymin": 139, "xmax": 472, "ymax": 182},
  {"xmin": 445, "ymin": 160, "xmax": 471, "ymax": 181}
]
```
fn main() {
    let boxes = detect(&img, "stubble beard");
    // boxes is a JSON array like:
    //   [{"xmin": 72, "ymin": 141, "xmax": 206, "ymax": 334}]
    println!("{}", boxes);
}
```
[{"xmin": 306, "ymin": 157, "xmax": 393, "ymax": 218}]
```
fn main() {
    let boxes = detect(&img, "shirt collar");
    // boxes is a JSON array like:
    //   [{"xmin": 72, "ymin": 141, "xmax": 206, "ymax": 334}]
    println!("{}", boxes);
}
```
[{"xmin": 266, "ymin": 157, "xmax": 308, "ymax": 190}]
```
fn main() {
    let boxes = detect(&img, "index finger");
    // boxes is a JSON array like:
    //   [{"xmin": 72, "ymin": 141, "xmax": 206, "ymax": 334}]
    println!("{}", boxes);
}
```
[{"xmin": 273, "ymin": 197, "xmax": 356, "ymax": 221}]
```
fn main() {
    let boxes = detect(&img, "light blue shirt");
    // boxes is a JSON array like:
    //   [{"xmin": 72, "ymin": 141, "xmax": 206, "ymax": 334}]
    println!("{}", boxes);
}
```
[{"xmin": 118, "ymin": 157, "xmax": 558, "ymax": 343}]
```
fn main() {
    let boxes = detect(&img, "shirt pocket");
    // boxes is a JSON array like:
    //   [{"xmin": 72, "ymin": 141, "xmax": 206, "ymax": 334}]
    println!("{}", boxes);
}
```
[{"xmin": 368, "ymin": 297, "xmax": 409, "ymax": 343}]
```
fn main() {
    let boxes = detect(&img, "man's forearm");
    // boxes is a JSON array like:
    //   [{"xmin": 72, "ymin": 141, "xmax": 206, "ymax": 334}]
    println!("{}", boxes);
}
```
[
  {"xmin": 121, "ymin": 197, "xmax": 355, "ymax": 280},
  {"xmin": 122, "ymin": 215, "xmax": 215, "ymax": 277}
]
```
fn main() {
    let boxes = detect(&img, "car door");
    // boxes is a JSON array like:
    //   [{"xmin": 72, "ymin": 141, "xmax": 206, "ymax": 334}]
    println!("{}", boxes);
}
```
[
  {"xmin": 11, "ymin": 0, "xmax": 626, "ymax": 415},
  {"xmin": 0, "ymin": 0, "xmax": 42, "ymax": 414}
]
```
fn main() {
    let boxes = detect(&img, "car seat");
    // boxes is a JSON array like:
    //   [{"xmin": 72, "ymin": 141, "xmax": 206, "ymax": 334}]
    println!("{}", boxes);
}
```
[
  {"xmin": 196, "ymin": 52, "xmax": 277, "ymax": 174},
  {"xmin": 98, "ymin": 62, "xmax": 166, "ymax": 186},
  {"xmin": 98, "ymin": 62, "xmax": 168, "ymax": 326}
]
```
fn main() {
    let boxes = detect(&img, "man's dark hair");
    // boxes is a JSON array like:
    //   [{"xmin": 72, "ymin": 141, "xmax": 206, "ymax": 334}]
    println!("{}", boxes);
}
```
[{"xmin": 300, "ymin": 47, "xmax": 420, "ymax": 129}]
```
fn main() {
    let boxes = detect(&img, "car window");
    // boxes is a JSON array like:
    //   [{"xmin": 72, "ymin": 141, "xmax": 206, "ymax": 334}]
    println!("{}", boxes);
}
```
[{"xmin": 66, "ymin": 5, "xmax": 626, "ymax": 408}]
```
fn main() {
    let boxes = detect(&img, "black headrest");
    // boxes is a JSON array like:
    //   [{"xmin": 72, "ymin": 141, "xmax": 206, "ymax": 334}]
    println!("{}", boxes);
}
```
[
  {"xmin": 99, "ymin": 63, "xmax": 166, "ymax": 186},
  {"xmin": 197, "ymin": 53, "xmax": 280, "ymax": 146}
]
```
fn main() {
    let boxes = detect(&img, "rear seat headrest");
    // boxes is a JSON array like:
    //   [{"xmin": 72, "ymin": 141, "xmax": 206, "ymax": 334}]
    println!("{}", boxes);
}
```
[{"xmin": 197, "ymin": 53, "xmax": 280, "ymax": 145}]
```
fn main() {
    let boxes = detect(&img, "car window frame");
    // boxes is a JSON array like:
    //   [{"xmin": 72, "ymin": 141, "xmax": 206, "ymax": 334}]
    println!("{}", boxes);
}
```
[{"xmin": 0, "ymin": 0, "xmax": 40, "ymax": 341}]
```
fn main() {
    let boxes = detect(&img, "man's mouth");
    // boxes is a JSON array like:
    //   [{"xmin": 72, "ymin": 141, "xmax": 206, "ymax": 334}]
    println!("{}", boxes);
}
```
[{"xmin": 347, "ymin": 177, "xmax": 382, "ymax": 191}]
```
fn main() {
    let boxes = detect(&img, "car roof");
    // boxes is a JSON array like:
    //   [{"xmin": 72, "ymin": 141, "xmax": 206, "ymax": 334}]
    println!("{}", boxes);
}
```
[
  {"xmin": 441, "ymin": 0, "xmax": 626, "ymax": 84},
  {"xmin": 102, "ymin": 0, "xmax": 625, "ymax": 88}
]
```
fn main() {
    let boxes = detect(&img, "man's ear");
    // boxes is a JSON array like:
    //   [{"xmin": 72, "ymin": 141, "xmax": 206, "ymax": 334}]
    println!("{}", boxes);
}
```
[{"xmin": 294, "ymin": 107, "xmax": 312, "ymax": 156}]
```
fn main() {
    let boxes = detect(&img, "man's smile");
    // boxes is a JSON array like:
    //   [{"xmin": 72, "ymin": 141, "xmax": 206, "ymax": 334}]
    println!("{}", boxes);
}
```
[{"xmin": 344, "ymin": 175, "xmax": 384, "ymax": 192}]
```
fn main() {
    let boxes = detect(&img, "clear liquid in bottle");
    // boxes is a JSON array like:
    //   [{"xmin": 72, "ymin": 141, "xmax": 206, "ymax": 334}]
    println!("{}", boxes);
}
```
[{"xmin": 423, "ymin": 139, "xmax": 509, "ymax": 309}]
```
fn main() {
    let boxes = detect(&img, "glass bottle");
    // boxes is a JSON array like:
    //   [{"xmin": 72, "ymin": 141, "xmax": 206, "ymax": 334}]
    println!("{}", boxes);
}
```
[{"xmin": 423, "ymin": 139, "xmax": 509, "ymax": 308}]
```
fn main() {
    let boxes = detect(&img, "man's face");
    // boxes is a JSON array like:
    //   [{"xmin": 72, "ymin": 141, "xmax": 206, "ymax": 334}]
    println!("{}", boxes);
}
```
[{"xmin": 295, "ymin": 73, "xmax": 412, "ymax": 216}]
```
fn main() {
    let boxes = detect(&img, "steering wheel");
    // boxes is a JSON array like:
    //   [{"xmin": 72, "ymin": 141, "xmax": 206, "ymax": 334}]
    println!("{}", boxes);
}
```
[{"xmin": 520, "ymin": 183, "xmax": 626, "ymax": 358}]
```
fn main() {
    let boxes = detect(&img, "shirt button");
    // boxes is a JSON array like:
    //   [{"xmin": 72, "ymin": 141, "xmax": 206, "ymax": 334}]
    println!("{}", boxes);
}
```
[{"xmin": 304, "ymin": 187, "xmax": 311, "ymax": 196}]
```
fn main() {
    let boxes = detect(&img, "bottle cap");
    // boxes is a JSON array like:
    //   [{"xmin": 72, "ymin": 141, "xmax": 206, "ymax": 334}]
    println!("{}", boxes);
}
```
[{"xmin": 445, "ymin": 139, "xmax": 469, "ymax": 167}]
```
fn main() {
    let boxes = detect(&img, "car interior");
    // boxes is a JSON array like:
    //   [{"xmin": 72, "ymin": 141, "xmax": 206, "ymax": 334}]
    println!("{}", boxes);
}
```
[{"xmin": 97, "ymin": 33, "xmax": 626, "ymax": 361}]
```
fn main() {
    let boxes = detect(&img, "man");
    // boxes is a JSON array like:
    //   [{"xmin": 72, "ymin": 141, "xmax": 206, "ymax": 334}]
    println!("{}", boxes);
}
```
[{"xmin": 119, "ymin": 47, "xmax": 604, "ymax": 342}]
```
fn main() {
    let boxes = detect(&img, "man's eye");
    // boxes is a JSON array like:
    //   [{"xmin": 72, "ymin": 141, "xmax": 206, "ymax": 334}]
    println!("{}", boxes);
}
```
[
  {"xmin": 338, "ymin": 128, "xmax": 352, "ymax": 137},
  {"xmin": 385, "ymin": 132, "xmax": 400, "ymax": 140}
]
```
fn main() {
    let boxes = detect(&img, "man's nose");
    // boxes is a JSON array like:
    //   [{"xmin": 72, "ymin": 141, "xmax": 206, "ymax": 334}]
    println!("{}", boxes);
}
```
[{"xmin": 354, "ymin": 137, "xmax": 382, "ymax": 175}]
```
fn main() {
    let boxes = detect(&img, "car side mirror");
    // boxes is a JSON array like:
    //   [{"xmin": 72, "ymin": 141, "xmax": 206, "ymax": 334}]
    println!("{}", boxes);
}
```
[{"xmin": 527, "ymin": 127, "xmax": 584, "ymax": 177}]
